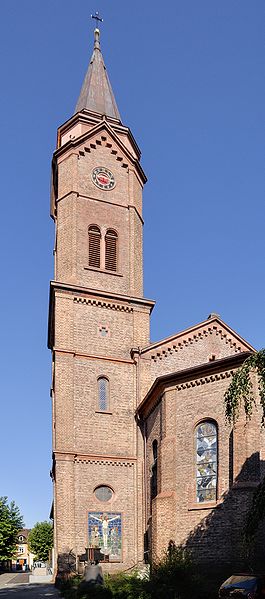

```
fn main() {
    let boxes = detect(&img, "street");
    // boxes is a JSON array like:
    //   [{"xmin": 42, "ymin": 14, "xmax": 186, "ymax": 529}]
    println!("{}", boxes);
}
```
[{"xmin": 0, "ymin": 573, "xmax": 60, "ymax": 598}]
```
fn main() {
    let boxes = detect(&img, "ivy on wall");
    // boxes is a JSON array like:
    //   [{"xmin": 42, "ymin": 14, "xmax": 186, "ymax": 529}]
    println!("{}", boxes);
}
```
[
  {"xmin": 224, "ymin": 349, "xmax": 265, "ymax": 426},
  {"xmin": 224, "ymin": 349, "xmax": 265, "ymax": 543}
]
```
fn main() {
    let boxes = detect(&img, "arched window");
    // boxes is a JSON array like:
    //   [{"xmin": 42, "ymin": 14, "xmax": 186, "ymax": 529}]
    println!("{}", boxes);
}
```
[
  {"xmin": 152, "ymin": 439, "xmax": 158, "ymax": 462},
  {"xmin": 105, "ymin": 229, "xmax": 118, "ymax": 271},
  {"xmin": 98, "ymin": 377, "xmax": 109, "ymax": 412},
  {"xmin": 196, "ymin": 420, "xmax": 217, "ymax": 503},
  {"xmin": 88, "ymin": 225, "xmax": 101, "ymax": 268},
  {"xmin": 151, "ymin": 440, "xmax": 158, "ymax": 500}
]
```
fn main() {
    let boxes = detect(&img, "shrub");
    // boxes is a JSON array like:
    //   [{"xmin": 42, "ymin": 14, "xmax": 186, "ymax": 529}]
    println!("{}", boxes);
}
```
[
  {"xmin": 59, "ymin": 544, "xmax": 216, "ymax": 599},
  {"xmin": 106, "ymin": 572, "xmax": 150, "ymax": 599},
  {"xmin": 77, "ymin": 583, "xmax": 112, "ymax": 599},
  {"xmin": 149, "ymin": 541, "xmax": 214, "ymax": 599}
]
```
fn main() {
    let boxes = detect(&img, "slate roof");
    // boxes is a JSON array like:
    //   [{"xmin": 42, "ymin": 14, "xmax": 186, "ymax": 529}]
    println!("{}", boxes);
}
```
[{"xmin": 75, "ymin": 28, "xmax": 121, "ymax": 120}]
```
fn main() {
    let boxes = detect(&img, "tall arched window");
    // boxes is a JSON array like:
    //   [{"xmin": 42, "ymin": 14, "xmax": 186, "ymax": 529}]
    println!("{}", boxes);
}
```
[
  {"xmin": 88, "ymin": 225, "xmax": 101, "ymax": 268},
  {"xmin": 196, "ymin": 421, "xmax": 217, "ymax": 503},
  {"xmin": 105, "ymin": 229, "xmax": 118, "ymax": 271},
  {"xmin": 98, "ymin": 377, "xmax": 109, "ymax": 412},
  {"xmin": 151, "ymin": 440, "xmax": 158, "ymax": 500}
]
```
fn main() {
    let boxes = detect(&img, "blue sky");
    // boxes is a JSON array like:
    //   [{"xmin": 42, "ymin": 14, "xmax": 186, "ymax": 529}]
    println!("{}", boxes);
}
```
[{"xmin": 0, "ymin": 1, "xmax": 264, "ymax": 528}]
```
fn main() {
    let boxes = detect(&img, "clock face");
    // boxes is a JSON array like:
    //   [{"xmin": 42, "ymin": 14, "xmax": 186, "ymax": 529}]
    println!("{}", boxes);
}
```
[{"xmin": 92, "ymin": 167, "xmax": 115, "ymax": 190}]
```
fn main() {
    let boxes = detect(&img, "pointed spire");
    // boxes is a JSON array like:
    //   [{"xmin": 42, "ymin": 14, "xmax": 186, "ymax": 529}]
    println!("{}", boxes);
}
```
[{"xmin": 75, "ymin": 28, "xmax": 121, "ymax": 121}]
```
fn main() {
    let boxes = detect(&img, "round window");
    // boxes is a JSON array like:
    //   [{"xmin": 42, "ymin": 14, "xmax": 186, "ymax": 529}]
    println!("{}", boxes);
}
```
[{"xmin": 94, "ymin": 486, "xmax": 113, "ymax": 502}]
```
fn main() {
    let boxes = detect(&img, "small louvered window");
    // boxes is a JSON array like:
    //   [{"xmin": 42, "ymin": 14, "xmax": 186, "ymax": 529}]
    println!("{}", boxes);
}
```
[
  {"xmin": 98, "ymin": 377, "xmax": 109, "ymax": 412},
  {"xmin": 88, "ymin": 225, "xmax": 101, "ymax": 268},
  {"xmin": 105, "ymin": 229, "xmax": 118, "ymax": 271}
]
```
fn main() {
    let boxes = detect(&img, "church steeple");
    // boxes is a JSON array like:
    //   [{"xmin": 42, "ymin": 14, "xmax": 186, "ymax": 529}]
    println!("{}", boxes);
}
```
[
  {"xmin": 49, "ymin": 18, "xmax": 154, "ymax": 579},
  {"xmin": 52, "ymin": 22, "xmax": 147, "ymax": 298},
  {"xmin": 75, "ymin": 28, "xmax": 121, "ymax": 121}
]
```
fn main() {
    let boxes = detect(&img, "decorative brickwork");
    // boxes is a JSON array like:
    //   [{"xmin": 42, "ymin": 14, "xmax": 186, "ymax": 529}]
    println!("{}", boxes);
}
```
[
  {"xmin": 49, "ymin": 87, "xmax": 151, "ymax": 572},
  {"xmin": 48, "ymin": 29, "xmax": 262, "ymax": 580},
  {"xmin": 74, "ymin": 296, "xmax": 133, "ymax": 313},
  {"xmin": 176, "ymin": 370, "xmax": 234, "ymax": 390},
  {"xmin": 149, "ymin": 326, "xmax": 246, "ymax": 361},
  {"xmin": 74, "ymin": 457, "xmax": 135, "ymax": 468},
  {"xmin": 78, "ymin": 135, "xmax": 130, "ymax": 171}
]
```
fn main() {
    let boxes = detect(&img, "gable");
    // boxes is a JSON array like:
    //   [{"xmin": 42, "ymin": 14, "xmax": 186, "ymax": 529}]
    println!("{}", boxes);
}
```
[
  {"xmin": 56, "ymin": 119, "xmax": 146, "ymax": 181},
  {"xmin": 141, "ymin": 317, "xmax": 254, "ymax": 386},
  {"xmin": 75, "ymin": 130, "xmax": 132, "ymax": 178}
]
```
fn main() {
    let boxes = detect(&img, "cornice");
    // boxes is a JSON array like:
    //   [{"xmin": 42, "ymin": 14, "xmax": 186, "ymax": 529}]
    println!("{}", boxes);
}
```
[
  {"xmin": 48, "ymin": 281, "xmax": 155, "ymax": 349},
  {"xmin": 50, "ymin": 280, "xmax": 155, "ymax": 309},
  {"xmin": 54, "ymin": 450, "xmax": 136, "ymax": 468},
  {"xmin": 73, "ymin": 296, "xmax": 133, "ymax": 313},
  {"xmin": 57, "ymin": 110, "xmax": 142, "ymax": 159},
  {"xmin": 175, "ymin": 369, "xmax": 234, "ymax": 391},
  {"xmin": 56, "ymin": 191, "xmax": 144, "ymax": 225},
  {"xmin": 74, "ymin": 457, "xmax": 134, "ymax": 467},
  {"xmin": 54, "ymin": 348, "xmax": 134, "ymax": 365}
]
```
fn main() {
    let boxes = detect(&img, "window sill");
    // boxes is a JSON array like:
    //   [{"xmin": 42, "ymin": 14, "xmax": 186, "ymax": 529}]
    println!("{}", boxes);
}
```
[
  {"xmin": 95, "ymin": 411, "xmax": 113, "ymax": 415},
  {"xmin": 188, "ymin": 499, "xmax": 222, "ymax": 511},
  {"xmin": 84, "ymin": 266, "xmax": 123, "ymax": 277}
]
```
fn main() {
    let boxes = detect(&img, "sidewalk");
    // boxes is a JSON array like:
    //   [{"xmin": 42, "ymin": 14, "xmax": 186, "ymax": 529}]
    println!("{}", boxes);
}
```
[{"xmin": 0, "ymin": 573, "xmax": 18, "ymax": 589}]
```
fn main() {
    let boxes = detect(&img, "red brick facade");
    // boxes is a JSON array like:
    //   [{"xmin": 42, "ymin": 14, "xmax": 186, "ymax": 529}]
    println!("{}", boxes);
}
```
[
  {"xmin": 49, "ymin": 106, "xmax": 155, "ymax": 573},
  {"xmin": 48, "ymin": 31, "xmax": 263, "ymax": 577},
  {"xmin": 137, "ymin": 351, "xmax": 261, "ymax": 570}
]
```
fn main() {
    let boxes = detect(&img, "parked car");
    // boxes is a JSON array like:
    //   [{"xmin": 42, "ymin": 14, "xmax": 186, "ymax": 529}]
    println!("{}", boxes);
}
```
[
  {"xmin": 33, "ymin": 561, "xmax": 46, "ymax": 569},
  {"xmin": 219, "ymin": 574, "xmax": 265, "ymax": 598}
]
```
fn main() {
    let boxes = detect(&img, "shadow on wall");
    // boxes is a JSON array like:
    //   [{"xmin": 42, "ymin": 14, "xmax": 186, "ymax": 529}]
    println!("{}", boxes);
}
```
[
  {"xmin": 55, "ymin": 549, "xmax": 76, "ymax": 586},
  {"xmin": 54, "ymin": 454, "xmax": 265, "ymax": 581},
  {"xmin": 184, "ymin": 452, "xmax": 264, "ymax": 577}
]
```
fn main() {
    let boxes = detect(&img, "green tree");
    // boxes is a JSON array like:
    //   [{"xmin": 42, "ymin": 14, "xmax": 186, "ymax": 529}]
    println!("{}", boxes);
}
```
[
  {"xmin": 0, "ymin": 496, "xmax": 24, "ymax": 562},
  {"xmin": 28, "ymin": 521, "xmax": 53, "ymax": 562},
  {"xmin": 224, "ymin": 349, "xmax": 265, "ymax": 543}
]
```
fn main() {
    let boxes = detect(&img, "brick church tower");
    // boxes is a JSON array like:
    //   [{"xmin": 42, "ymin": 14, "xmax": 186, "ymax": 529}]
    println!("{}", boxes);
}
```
[
  {"xmin": 48, "ymin": 27, "xmax": 154, "ymax": 572},
  {"xmin": 49, "ymin": 23, "xmax": 263, "ymax": 579}
]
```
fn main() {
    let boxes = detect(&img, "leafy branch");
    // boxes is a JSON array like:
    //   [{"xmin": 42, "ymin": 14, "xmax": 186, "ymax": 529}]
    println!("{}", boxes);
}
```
[{"xmin": 224, "ymin": 349, "xmax": 265, "ymax": 426}]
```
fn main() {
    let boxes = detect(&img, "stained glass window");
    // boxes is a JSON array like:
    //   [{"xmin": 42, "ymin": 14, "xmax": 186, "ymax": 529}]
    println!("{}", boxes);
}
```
[
  {"xmin": 98, "ymin": 377, "xmax": 109, "ymax": 412},
  {"xmin": 196, "ymin": 421, "xmax": 217, "ymax": 503},
  {"xmin": 88, "ymin": 512, "xmax": 122, "ymax": 562}
]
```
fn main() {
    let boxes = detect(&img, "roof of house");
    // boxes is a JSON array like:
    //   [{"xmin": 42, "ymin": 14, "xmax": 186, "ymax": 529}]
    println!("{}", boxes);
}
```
[{"xmin": 17, "ymin": 528, "xmax": 30, "ymax": 541}]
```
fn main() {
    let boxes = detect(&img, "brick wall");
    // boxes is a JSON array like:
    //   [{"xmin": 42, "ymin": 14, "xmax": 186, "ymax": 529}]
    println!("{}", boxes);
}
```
[
  {"xmin": 52, "ymin": 291, "xmax": 150, "ymax": 569},
  {"xmin": 141, "ymin": 323, "xmax": 247, "ymax": 398},
  {"xmin": 50, "ymin": 111, "xmax": 260, "ymax": 577},
  {"xmin": 55, "ymin": 131, "xmax": 144, "ymax": 297},
  {"xmin": 144, "ymin": 366, "xmax": 261, "ymax": 569}
]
